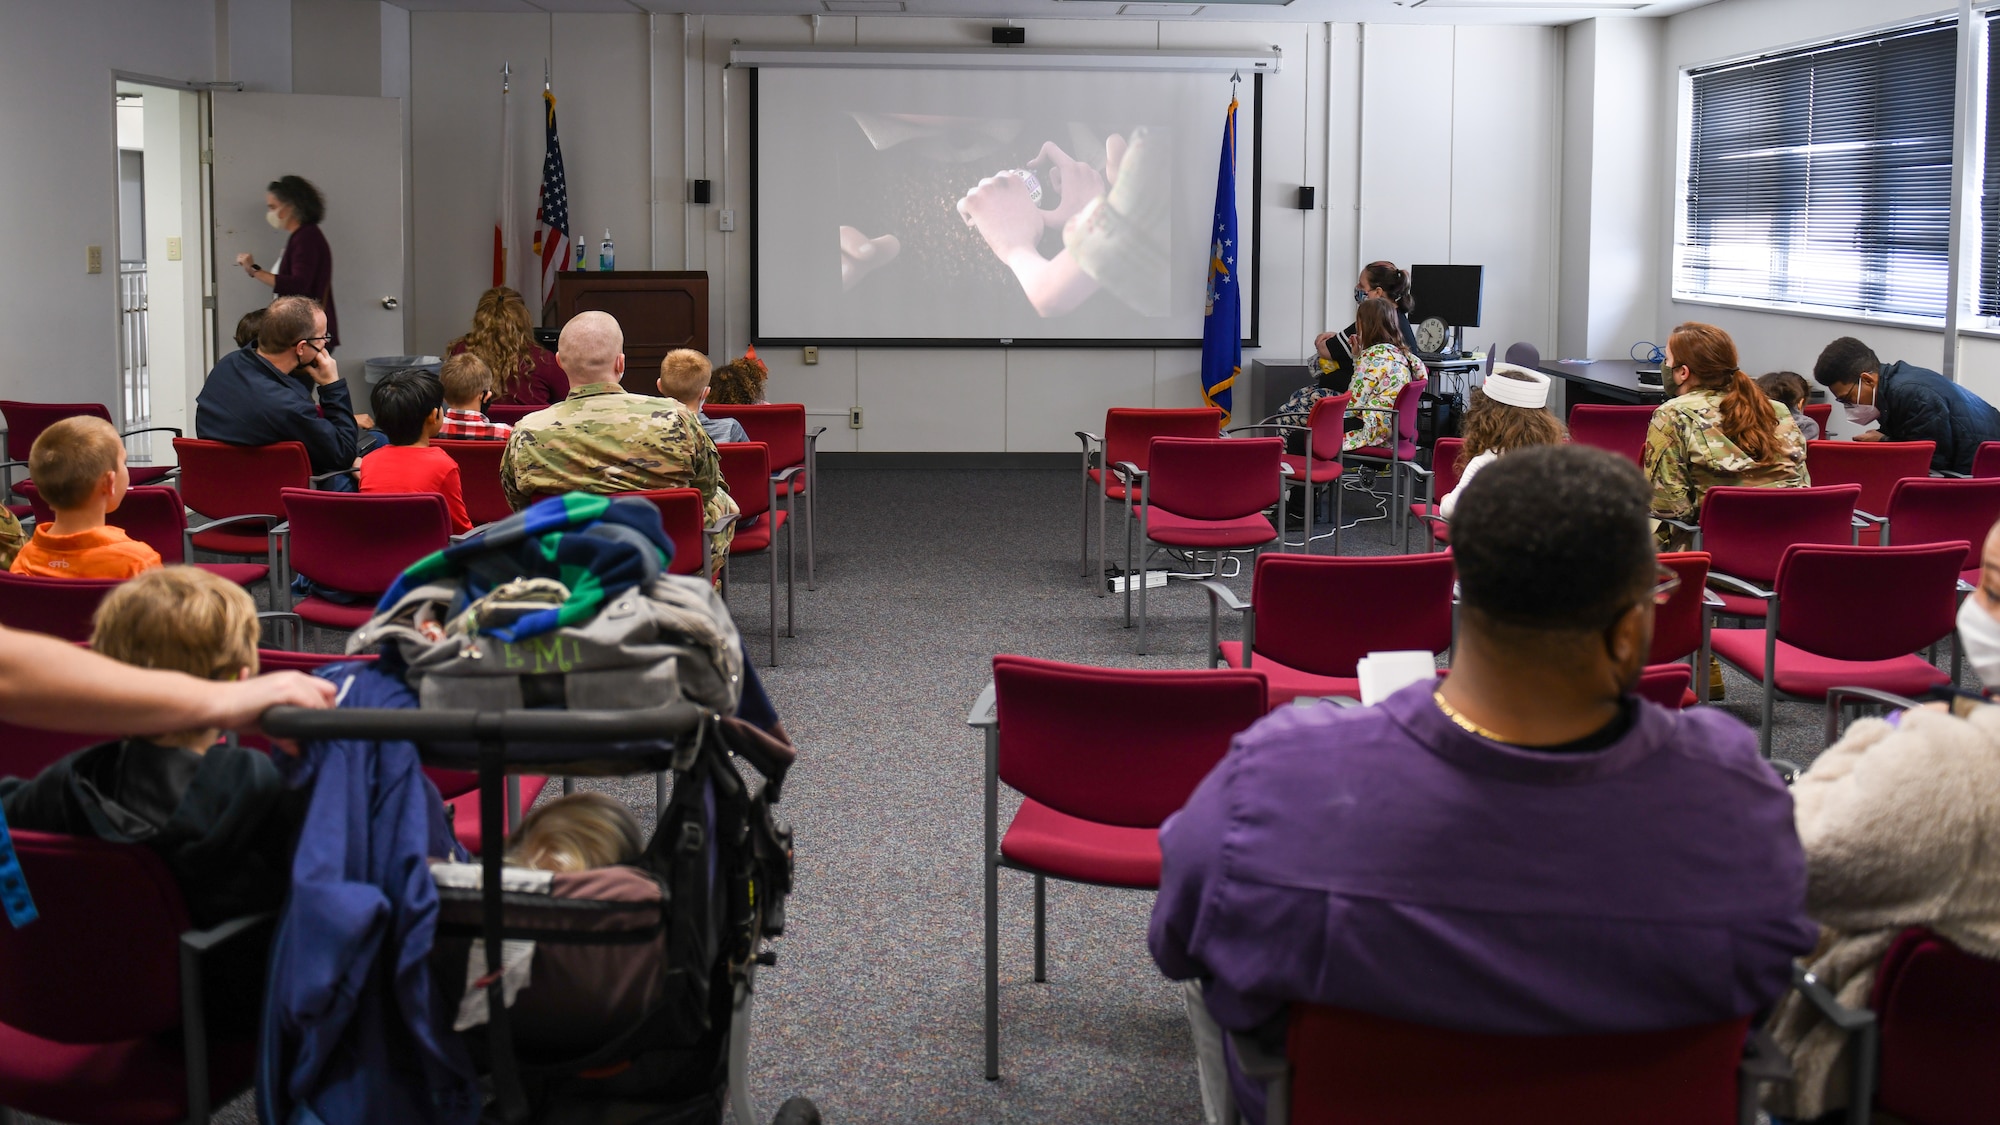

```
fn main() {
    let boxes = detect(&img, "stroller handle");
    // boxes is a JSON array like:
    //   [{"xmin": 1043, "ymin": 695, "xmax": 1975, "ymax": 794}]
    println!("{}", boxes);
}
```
[{"xmin": 259, "ymin": 702, "xmax": 713, "ymax": 743}]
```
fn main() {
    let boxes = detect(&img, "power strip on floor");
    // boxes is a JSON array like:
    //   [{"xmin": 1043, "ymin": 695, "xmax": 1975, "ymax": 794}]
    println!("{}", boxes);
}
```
[{"xmin": 1107, "ymin": 570, "xmax": 1172, "ymax": 593}]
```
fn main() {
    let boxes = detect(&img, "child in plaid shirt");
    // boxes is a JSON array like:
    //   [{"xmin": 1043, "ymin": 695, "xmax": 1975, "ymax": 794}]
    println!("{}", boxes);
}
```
[{"xmin": 436, "ymin": 353, "xmax": 513, "ymax": 441}]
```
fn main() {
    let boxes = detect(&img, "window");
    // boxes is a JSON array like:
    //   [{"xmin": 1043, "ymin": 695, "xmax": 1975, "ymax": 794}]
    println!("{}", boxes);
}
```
[
  {"xmin": 1981, "ymin": 17, "xmax": 2000, "ymax": 316},
  {"xmin": 1678, "ymin": 23, "xmax": 1957, "ymax": 321}
]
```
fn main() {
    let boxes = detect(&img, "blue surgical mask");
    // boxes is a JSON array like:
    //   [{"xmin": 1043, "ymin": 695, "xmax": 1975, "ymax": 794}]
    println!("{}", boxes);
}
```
[{"xmin": 1353, "ymin": 288, "xmax": 1366, "ymax": 304}]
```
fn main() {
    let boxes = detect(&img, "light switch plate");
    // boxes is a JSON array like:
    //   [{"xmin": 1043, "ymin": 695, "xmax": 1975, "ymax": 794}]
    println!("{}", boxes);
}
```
[
  {"xmin": 848, "ymin": 406, "xmax": 863, "ymax": 429},
  {"xmin": 166, "ymin": 236, "xmax": 182, "ymax": 261},
  {"xmin": 719, "ymin": 210, "xmax": 736, "ymax": 232},
  {"xmin": 86, "ymin": 245, "xmax": 102, "ymax": 274},
  {"xmin": 803, "ymin": 346, "xmax": 819, "ymax": 365}
]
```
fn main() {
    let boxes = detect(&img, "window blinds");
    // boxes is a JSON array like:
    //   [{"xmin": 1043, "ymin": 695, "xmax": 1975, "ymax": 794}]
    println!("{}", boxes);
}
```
[
  {"xmin": 1681, "ymin": 22, "xmax": 1956, "ymax": 320},
  {"xmin": 1982, "ymin": 17, "xmax": 2000, "ymax": 315}
]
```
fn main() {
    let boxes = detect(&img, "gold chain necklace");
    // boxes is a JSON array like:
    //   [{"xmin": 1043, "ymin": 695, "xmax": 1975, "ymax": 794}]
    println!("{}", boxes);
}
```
[{"xmin": 1433, "ymin": 690, "xmax": 1511, "ymax": 742}]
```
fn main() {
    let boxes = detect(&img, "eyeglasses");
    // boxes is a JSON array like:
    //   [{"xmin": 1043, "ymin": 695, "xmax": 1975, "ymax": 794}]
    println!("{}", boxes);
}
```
[
  {"xmin": 1648, "ymin": 564, "xmax": 1681, "ymax": 605},
  {"xmin": 301, "ymin": 334, "xmax": 333, "ymax": 346}
]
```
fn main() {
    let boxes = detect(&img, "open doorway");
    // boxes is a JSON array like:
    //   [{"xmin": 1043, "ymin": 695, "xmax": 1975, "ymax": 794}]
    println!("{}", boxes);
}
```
[{"xmin": 113, "ymin": 81, "xmax": 207, "ymax": 468}]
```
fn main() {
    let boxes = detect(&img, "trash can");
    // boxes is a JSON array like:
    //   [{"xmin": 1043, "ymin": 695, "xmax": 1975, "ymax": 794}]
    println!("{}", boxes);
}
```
[{"xmin": 363, "ymin": 355, "xmax": 442, "ymax": 384}]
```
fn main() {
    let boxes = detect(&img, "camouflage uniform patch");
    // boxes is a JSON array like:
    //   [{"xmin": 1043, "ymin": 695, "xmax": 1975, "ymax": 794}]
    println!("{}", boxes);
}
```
[
  {"xmin": 500, "ymin": 382, "xmax": 738, "ymax": 577},
  {"xmin": 1643, "ymin": 387, "xmax": 1809, "ymax": 545}
]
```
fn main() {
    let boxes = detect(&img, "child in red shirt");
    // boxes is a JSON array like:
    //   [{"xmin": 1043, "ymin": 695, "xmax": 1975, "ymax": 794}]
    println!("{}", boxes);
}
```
[{"xmin": 358, "ymin": 368, "xmax": 472, "ymax": 533}]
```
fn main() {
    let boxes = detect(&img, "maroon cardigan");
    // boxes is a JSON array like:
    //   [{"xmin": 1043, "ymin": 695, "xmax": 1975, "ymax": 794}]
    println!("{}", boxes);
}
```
[
  {"xmin": 273, "ymin": 223, "xmax": 337, "ymax": 347},
  {"xmin": 447, "ymin": 341, "xmax": 569, "ymax": 406}
]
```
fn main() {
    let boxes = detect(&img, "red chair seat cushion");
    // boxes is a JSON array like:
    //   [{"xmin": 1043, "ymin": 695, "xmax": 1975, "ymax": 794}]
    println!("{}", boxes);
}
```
[
  {"xmin": 1000, "ymin": 798, "xmax": 1161, "ymax": 888},
  {"xmin": 1144, "ymin": 508, "xmax": 1276, "ymax": 550},
  {"xmin": 1709, "ymin": 629, "xmax": 1951, "ymax": 699},
  {"xmin": 190, "ymin": 528, "xmax": 272, "ymax": 556},
  {"xmin": 1087, "ymin": 467, "xmax": 1131, "ymax": 502},
  {"xmin": 293, "ymin": 596, "xmax": 379, "ymax": 630},
  {"xmin": 1279, "ymin": 454, "xmax": 1343, "ymax": 482},
  {"xmin": 444, "ymin": 776, "xmax": 552, "ymax": 855},
  {"xmin": 0, "ymin": 1019, "xmax": 254, "ymax": 1125},
  {"xmin": 1709, "ymin": 590, "xmax": 1772, "ymax": 620},
  {"xmin": 195, "ymin": 562, "xmax": 270, "ymax": 588},
  {"xmin": 728, "ymin": 509, "xmax": 787, "ymax": 554},
  {"xmin": 1217, "ymin": 642, "xmax": 1360, "ymax": 708},
  {"xmin": 127, "ymin": 466, "xmax": 176, "ymax": 488}
]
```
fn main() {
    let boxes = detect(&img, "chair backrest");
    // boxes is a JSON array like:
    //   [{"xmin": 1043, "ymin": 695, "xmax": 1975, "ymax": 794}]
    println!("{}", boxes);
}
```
[
  {"xmin": 715, "ymin": 441, "xmax": 772, "ymax": 522},
  {"xmin": 1388, "ymin": 377, "xmax": 1429, "ymax": 456},
  {"xmin": 1775, "ymin": 542, "xmax": 1964, "ymax": 661},
  {"xmin": 1430, "ymin": 437, "xmax": 1466, "ymax": 498},
  {"xmin": 434, "ymin": 439, "xmax": 512, "ymax": 526},
  {"xmin": 1698, "ymin": 484, "xmax": 1860, "ymax": 585},
  {"xmin": 0, "ymin": 830, "xmax": 191, "ymax": 1043},
  {"xmin": 1305, "ymin": 393, "xmax": 1352, "ymax": 463},
  {"xmin": 281, "ymin": 488, "xmax": 450, "ymax": 595},
  {"xmin": 1634, "ymin": 663, "xmax": 1693, "ymax": 710},
  {"xmin": 1103, "ymin": 407, "xmax": 1224, "ymax": 471},
  {"xmin": 1973, "ymin": 441, "xmax": 2000, "ymax": 479},
  {"xmin": 0, "ymin": 571, "xmax": 122, "ymax": 641},
  {"xmin": 1285, "ymin": 1005, "xmax": 1748, "ymax": 1125},
  {"xmin": 1870, "ymin": 927, "xmax": 2000, "ymax": 1125},
  {"xmin": 105, "ymin": 484, "xmax": 190, "ymax": 563},
  {"xmin": 0, "ymin": 401, "xmax": 113, "ymax": 463},
  {"xmin": 1803, "ymin": 402, "xmax": 1834, "ymax": 435},
  {"xmin": 991, "ymin": 654, "xmax": 1266, "ymax": 827},
  {"xmin": 1567, "ymin": 405, "xmax": 1657, "ymax": 466},
  {"xmin": 1251, "ymin": 553, "xmax": 1456, "ymax": 677},
  {"xmin": 705, "ymin": 403, "xmax": 807, "ymax": 471},
  {"xmin": 487, "ymin": 404, "xmax": 538, "ymax": 426},
  {"xmin": 172, "ymin": 438, "xmax": 313, "ymax": 521},
  {"xmin": 1806, "ymin": 439, "xmax": 1936, "ymax": 516},
  {"xmin": 1886, "ymin": 476, "xmax": 2000, "ymax": 571},
  {"xmin": 1146, "ymin": 436, "xmax": 1283, "ymax": 521},
  {"xmin": 1648, "ymin": 551, "xmax": 1712, "ymax": 665},
  {"xmin": 0, "ymin": 720, "xmax": 101, "ymax": 781},
  {"xmin": 11, "ymin": 479, "xmax": 51, "ymax": 526},
  {"xmin": 619, "ymin": 488, "xmax": 707, "ymax": 576},
  {"xmin": 1503, "ymin": 341, "xmax": 1541, "ymax": 369}
]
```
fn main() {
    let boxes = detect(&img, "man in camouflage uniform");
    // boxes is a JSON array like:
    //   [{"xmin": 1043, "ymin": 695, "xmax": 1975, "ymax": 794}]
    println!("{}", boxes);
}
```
[
  {"xmin": 501, "ymin": 311, "xmax": 737, "ymax": 576},
  {"xmin": 1641, "ymin": 374, "xmax": 1809, "ymax": 549}
]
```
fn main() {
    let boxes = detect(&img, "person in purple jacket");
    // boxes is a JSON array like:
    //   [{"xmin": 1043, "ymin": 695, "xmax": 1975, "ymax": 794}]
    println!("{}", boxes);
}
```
[
  {"xmin": 1150, "ymin": 444, "xmax": 1815, "ymax": 1124},
  {"xmin": 234, "ymin": 174, "xmax": 339, "ymax": 348}
]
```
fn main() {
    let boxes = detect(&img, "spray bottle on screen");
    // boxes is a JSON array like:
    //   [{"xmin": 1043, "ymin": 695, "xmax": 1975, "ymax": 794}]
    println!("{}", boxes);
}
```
[{"xmin": 599, "ymin": 229, "xmax": 615, "ymax": 271}]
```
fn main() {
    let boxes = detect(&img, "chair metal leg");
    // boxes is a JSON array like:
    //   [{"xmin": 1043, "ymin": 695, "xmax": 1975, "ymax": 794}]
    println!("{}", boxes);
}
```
[
  {"xmin": 1760, "ymin": 618, "xmax": 1777, "ymax": 758},
  {"xmin": 767, "ymin": 541, "xmax": 779, "ymax": 667},
  {"xmin": 562, "ymin": 776, "xmax": 575, "ymax": 796},
  {"xmin": 1080, "ymin": 446, "xmax": 1093, "ymax": 580},
  {"xmin": 984, "ymin": 733, "xmax": 1002, "ymax": 1082},
  {"xmin": 1138, "ymin": 543, "xmax": 1151, "ymax": 656},
  {"xmin": 1096, "ymin": 482, "xmax": 1111, "ymax": 598},
  {"xmin": 1123, "ymin": 496, "xmax": 1135, "ymax": 626},
  {"xmin": 727, "ymin": 961, "xmax": 765, "ymax": 1125},
  {"xmin": 1334, "ymin": 474, "xmax": 1343, "ymax": 556},
  {"xmin": 785, "ymin": 493, "xmax": 797, "ymax": 638},
  {"xmin": 1033, "ymin": 875, "xmax": 1047, "ymax": 983}
]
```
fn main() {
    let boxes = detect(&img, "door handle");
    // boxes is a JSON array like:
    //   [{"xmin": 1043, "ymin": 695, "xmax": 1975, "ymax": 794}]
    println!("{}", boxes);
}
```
[{"xmin": 381, "ymin": 297, "xmax": 400, "ymax": 310}]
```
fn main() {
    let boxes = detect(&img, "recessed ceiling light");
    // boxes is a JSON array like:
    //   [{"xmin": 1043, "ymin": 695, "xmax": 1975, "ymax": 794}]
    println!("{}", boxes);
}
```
[
  {"xmin": 1120, "ymin": 2, "xmax": 1205, "ymax": 11},
  {"xmin": 823, "ymin": 0, "xmax": 906, "ymax": 11}
]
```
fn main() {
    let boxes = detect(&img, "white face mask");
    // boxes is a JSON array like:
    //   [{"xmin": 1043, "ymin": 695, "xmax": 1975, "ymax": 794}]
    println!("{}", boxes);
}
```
[
  {"xmin": 1844, "ymin": 379, "xmax": 1880, "ymax": 426},
  {"xmin": 266, "ymin": 208, "xmax": 285, "ymax": 230},
  {"xmin": 1957, "ymin": 594, "xmax": 2000, "ymax": 690}
]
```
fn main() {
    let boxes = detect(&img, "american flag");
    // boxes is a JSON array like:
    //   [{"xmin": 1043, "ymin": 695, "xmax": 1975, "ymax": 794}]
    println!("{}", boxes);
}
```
[{"xmin": 530, "ymin": 87, "xmax": 570, "ymax": 319}]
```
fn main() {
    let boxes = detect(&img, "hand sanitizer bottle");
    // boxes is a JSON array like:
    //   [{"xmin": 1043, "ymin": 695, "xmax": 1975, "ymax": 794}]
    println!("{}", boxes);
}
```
[
  {"xmin": 599, "ymin": 229, "xmax": 615, "ymax": 272},
  {"xmin": 574, "ymin": 238, "xmax": 586, "ymax": 271}
]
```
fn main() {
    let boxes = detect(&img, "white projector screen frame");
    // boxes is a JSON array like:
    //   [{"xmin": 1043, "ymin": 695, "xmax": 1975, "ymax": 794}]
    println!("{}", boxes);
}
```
[{"xmin": 746, "ymin": 62, "xmax": 1262, "ymax": 349}]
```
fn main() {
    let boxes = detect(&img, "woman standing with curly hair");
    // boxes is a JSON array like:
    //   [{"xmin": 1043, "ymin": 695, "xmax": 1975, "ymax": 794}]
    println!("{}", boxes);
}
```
[
  {"xmin": 234, "ymin": 175, "xmax": 340, "ymax": 347},
  {"xmin": 448, "ymin": 287, "xmax": 568, "ymax": 407}
]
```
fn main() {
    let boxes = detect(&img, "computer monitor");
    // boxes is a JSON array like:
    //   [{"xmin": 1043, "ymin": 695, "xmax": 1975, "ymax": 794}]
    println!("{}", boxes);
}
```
[{"xmin": 1409, "ymin": 265, "xmax": 1484, "ymax": 329}]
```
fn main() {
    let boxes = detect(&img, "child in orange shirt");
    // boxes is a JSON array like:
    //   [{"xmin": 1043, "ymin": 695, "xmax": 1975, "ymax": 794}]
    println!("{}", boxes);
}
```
[
  {"xmin": 12, "ymin": 416, "xmax": 161, "ymax": 579},
  {"xmin": 358, "ymin": 368, "xmax": 472, "ymax": 533}
]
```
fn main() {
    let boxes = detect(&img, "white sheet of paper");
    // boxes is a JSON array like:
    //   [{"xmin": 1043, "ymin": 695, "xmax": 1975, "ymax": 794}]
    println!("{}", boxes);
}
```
[{"xmin": 1357, "ymin": 650, "xmax": 1438, "ymax": 706}]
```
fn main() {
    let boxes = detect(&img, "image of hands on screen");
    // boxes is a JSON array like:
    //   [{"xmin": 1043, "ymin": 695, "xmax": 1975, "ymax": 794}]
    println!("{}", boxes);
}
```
[{"xmin": 755, "ymin": 68, "xmax": 1249, "ymax": 343}]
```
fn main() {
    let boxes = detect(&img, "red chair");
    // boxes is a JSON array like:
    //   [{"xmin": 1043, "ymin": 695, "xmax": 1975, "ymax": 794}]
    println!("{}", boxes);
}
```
[
  {"xmin": 1253, "ymin": 1005, "xmax": 1756, "ymax": 1125},
  {"xmin": 1803, "ymin": 402, "xmax": 1834, "ymax": 436},
  {"xmin": 1238, "ymin": 394, "xmax": 1350, "ymax": 554},
  {"xmin": 173, "ymin": 438, "xmax": 333, "ymax": 577},
  {"xmin": 0, "ymin": 832, "xmax": 259, "ymax": 1124},
  {"xmin": 970, "ymin": 654, "xmax": 1268, "ymax": 1079},
  {"xmin": 1568, "ymin": 404, "xmax": 1658, "ymax": 466},
  {"xmin": 706, "ymin": 404, "xmax": 824, "ymax": 589},
  {"xmin": 1878, "ymin": 476, "xmax": 2000, "ymax": 583},
  {"xmin": 1710, "ymin": 542, "xmax": 1960, "ymax": 756},
  {"xmin": 1405, "ymin": 436, "xmax": 1465, "ymax": 551},
  {"xmin": 486, "ymin": 404, "xmax": 538, "ymax": 426},
  {"xmin": 1807, "ymin": 439, "xmax": 1935, "ymax": 544},
  {"xmin": 101, "ymin": 485, "xmax": 275, "ymax": 595},
  {"xmin": 0, "ymin": 721, "xmax": 101, "ymax": 781},
  {"xmin": 1972, "ymin": 441, "xmax": 2000, "ymax": 479},
  {"xmin": 1077, "ymin": 407, "xmax": 1222, "ymax": 596},
  {"xmin": 715, "ymin": 442, "xmax": 797, "ymax": 666},
  {"xmin": 0, "ymin": 400, "xmax": 180, "ymax": 498},
  {"xmin": 1203, "ymin": 552, "xmax": 1456, "ymax": 707},
  {"xmin": 1342, "ymin": 377, "xmax": 1428, "ymax": 549},
  {"xmin": 434, "ymin": 439, "xmax": 511, "ymax": 526},
  {"xmin": 1119, "ymin": 436, "xmax": 1285, "ymax": 655},
  {"xmin": 279, "ymin": 489, "xmax": 451, "ymax": 631},
  {"xmin": 1679, "ymin": 485, "xmax": 1862, "ymax": 622},
  {"xmin": 1634, "ymin": 551, "xmax": 1715, "ymax": 710},
  {"xmin": 1871, "ymin": 928, "xmax": 2000, "ymax": 1125},
  {"xmin": 618, "ymin": 487, "xmax": 729, "ymax": 582},
  {"xmin": 0, "ymin": 571, "xmax": 122, "ymax": 642}
]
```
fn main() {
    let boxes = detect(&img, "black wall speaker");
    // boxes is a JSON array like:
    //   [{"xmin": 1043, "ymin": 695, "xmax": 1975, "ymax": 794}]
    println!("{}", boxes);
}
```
[
  {"xmin": 992, "ymin": 26, "xmax": 1025, "ymax": 44},
  {"xmin": 689, "ymin": 179, "xmax": 713, "ymax": 205},
  {"xmin": 1297, "ymin": 186, "xmax": 1316, "ymax": 211}
]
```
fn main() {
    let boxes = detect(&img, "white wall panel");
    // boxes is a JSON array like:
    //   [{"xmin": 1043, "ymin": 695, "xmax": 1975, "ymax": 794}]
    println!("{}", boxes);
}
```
[
  {"xmin": 1359, "ymin": 24, "xmax": 1454, "ymax": 269},
  {"xmin": 856, "ymin": 350, "xmax": 1005, "ymax": 452},
  {"xmin": 552, "ymin": 14, "xmax": 652, "ymax": 284},
  {"xmin": 1006, "ymin": 351, "xmax": 1158, "ymax": 453}
]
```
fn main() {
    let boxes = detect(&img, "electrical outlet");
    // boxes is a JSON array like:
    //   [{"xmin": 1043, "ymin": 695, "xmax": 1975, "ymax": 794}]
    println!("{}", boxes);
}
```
[
  {"xmin": 848, "ymin": 406, "xmax": 863, "ymax": 429},
  {"xmin": 86, "ymin": 245, "xmax": 102, "ymax": 274},
  {"xmin": 719, "ymin": 210, "xmax": 736, "ymax": 232},
  {"xmin": 165, "ymin": 236, "xmax": 182, "ymax": 261},
  {"xmin": 803, "ymin": 346, "xmax": 819, "ymax": 365}
]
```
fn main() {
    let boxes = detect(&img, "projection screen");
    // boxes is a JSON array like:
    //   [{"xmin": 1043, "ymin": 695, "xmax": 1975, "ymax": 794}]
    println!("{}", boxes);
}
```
[{"xmin": 748, "ymin": 57, "xmax": 1262, "ymax": 347}]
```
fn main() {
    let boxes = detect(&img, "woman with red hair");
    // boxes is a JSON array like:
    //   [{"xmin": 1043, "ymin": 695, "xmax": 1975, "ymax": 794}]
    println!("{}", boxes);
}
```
[{"xmin": 1642, "ymin": 321, "xmax": 1809, "ymax": 546}]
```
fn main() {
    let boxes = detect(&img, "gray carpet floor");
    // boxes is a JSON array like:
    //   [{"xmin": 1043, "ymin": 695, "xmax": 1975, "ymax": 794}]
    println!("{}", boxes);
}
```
[{"xmin": 30, "ymin": 462, "xmax": 1943, "ymax": 1125}]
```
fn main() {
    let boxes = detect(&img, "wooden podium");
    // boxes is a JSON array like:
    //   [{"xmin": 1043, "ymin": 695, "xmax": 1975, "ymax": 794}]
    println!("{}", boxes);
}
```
[{"xmin": 551, "ymin": 270, "xmax": 709, "ymax": 396}]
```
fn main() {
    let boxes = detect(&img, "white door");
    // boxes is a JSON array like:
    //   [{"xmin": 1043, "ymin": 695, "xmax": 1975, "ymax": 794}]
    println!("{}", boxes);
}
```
[{"xmin": 210, "ymin": 92, "xmax": 405, "ymax": 403}]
